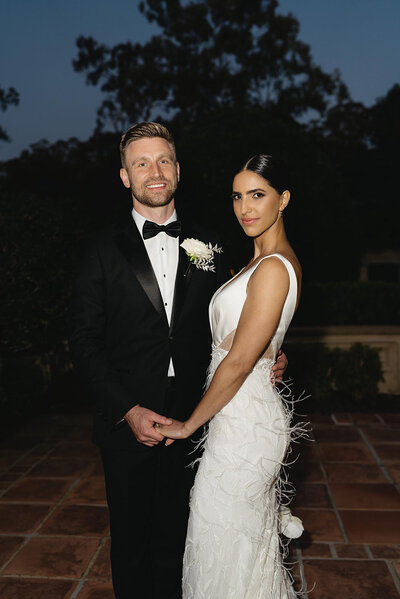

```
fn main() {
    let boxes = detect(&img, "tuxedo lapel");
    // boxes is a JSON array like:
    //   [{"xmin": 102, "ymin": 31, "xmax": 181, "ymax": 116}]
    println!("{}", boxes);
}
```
[
  {"xmin": 113, "ymin": 222, "xmax": 168, "ymax": 326},
  {"xmin": 169, "ymin": 228, "xmax": 193, "ymax": 333}
]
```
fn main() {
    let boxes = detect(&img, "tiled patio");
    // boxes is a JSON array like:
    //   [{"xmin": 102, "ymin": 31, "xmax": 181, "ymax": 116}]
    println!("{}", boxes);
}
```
[{"xmin": 0, "ymin": 412, "xmax": 399, "ymax": 598}]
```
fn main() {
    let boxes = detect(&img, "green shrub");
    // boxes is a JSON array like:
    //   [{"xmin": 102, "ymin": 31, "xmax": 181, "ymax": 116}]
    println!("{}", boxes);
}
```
[{"xmin": 285, "ymin": 342, "xmax": 384, "ymax": 407}]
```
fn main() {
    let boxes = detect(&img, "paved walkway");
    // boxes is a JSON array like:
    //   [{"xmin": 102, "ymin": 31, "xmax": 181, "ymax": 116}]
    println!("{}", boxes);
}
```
[{"xmin": 0, "ymin": 412, "xmax": 399, "ymax": 598}]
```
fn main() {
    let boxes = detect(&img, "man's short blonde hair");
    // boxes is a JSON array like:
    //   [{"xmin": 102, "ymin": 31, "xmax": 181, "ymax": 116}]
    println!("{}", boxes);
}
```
[{"xmin": 120, "ymin": 122, "xmax": 176, "ymax": 167}]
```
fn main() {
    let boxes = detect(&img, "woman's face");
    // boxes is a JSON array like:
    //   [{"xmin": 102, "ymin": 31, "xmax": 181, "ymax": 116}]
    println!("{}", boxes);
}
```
[{"xmin": 232, "ymin": 170, "xmax": 288, "ymax": 237}]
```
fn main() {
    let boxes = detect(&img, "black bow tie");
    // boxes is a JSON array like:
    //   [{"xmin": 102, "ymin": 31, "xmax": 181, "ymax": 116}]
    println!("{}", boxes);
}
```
[{"xmin": 142, "ymin": 220, "xmax": 181, "ymax": 240}]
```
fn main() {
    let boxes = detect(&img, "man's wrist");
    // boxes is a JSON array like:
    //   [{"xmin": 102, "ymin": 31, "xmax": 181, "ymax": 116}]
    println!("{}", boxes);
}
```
[{"xmin": 125, "ymin": 404, "xmax": 140, "ymax": 418}]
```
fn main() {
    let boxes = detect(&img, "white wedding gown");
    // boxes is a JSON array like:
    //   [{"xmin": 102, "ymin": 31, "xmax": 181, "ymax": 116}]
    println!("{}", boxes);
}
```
[{"xmin": 183, "ymin": 254, "xmax": 302, "ymax": 599}]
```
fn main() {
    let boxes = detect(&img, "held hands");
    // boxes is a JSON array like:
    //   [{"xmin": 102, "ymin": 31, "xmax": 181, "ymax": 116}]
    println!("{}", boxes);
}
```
[
  {"xmin": 156, "ymin": 419, "xmax": 191, "ymax": 446},
  {"xmin": 124, "ymin": 349, "xmax": 288, "ymax": 448},
  {"xmin": 124, "ymin": 405, "xmax": 172, "ymax": 447},
  {"xmin": 271, "ymin": 350, "xmax": 288, "ymax": 383}
]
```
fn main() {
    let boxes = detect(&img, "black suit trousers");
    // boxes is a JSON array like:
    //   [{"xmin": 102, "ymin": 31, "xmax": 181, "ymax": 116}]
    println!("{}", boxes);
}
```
[{"xmin": 100, "ymin": 388, "xmax": 196, "ymax": 599}]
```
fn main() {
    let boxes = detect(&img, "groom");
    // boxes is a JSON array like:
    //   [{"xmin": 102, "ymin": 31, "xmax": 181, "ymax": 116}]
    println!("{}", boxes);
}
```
[{"xmin": 69, "ymin": 122, "xmax": 287, "ymax": 599}]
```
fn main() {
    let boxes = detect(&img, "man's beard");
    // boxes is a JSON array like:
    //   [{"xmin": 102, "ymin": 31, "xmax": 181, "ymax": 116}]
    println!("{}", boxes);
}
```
[{"xmin": 131, "ymin": 180, "xmax": 177, "ymax": 208}]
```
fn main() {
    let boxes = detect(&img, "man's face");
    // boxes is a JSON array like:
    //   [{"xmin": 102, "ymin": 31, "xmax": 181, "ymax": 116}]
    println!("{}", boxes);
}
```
[{"xmin": 120, "ymin": 137, "xmax": 180, "ymax": 208}]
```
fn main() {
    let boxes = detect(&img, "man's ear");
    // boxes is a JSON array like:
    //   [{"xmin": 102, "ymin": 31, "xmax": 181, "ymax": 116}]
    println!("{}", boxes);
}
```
[
  {"xmin": 176, "ymin": 161, "xmax": 180, "ymax": 182},
  {"xmin": 120, "ymin": 168, "xmax": 130, "ymax": 189}
]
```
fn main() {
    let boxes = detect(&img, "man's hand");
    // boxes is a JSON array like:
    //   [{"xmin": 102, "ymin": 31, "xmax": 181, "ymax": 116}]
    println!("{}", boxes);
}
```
[
  {"xmin": 271, "ymin": 350, "xmax": 288, "ymax": 383},
  {"xmin": 124, "ymin": 405, "xmax": 172, "ymax": 447}
]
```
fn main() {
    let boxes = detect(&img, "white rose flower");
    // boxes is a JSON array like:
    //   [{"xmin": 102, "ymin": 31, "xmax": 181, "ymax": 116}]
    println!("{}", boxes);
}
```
[
  {"xmin": 279, "ymin": 506, "xmax": 304, "ymax": 539},
  {"xmin": 180, "ymin": 238, "xmax": 213, "ymax": 260},
  {"xmin": 180, "ymin": 238, "xmax": 222, "ymax": 272}
]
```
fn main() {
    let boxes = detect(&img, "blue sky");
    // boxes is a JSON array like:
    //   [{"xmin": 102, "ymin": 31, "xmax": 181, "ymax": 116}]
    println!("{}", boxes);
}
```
[{"xmin": 1, "ymin": 0, "xmax": 399, "ymax": 160}]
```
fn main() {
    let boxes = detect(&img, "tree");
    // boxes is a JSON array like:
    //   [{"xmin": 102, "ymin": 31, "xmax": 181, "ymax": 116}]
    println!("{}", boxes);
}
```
[
  {"xmin": 313, "ymin": 83, "xmax": 400, "ymax": 252},
  {"xmin": 0, "ymin": 85, "xmax": 19, "ymax": 141},
  {"xmin": 369, "ymin": 83, "xmax": 400, "ymax": 157},
  {"xmin": 0, "ymin": 133, "xmax": 127, "ymax": 418},
  {"xmin": 73, "ymin": 0, "xmax": 348, "ymax": 131},
  {"xmin": 363, "ymin": 84, "xmax": 400, "ymax": 250}
]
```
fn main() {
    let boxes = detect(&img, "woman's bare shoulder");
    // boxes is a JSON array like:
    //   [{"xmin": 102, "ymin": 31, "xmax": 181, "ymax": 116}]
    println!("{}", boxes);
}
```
[{"xmin": 248, "ymin": 255, "xmax": 290, "ymax": 289}]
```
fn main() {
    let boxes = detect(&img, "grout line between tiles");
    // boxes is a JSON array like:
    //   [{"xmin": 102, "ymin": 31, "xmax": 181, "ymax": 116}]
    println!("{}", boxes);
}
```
[
  {"xmin": 329, "ymin": 542, "xmax": 338, "ymax": 558},
  {"xmin": 82, "ymin": 534, "xmax": 109, "ymax": 578},
  {"xmin": 0, "ymin": 573, "xmax": 82, "ymax": 580},
  {"xmin": 365, "ymin": 544, "xmax": 374, "ymax": 559},
  {"xmin": 319, "ymin": 462, "xmax": 349, "ymax": 543},
  {"xmin": 69, "ymin": 579, "xmax": 85, "ymax": 598},
  {"xmin": 296, "ymin": 546, "xmax": 309, "ymax": 599},
  {"xmin": 331, "ymin": 414, "xmax": 353, "ymax": 426},
  {"xmin": 387, "ymin": 560, "xmax": 400, "ymax": 595},
  {"xmin": 69, "ymin": 534, "xmax": 110, "ymax": 598},
  {"xmin": 358, "ymin": 427, "xmax": 399, "ymax": 491},
  {"xmin": 286, "ymin": 555, "xmax": 400, "ymax": 564}
]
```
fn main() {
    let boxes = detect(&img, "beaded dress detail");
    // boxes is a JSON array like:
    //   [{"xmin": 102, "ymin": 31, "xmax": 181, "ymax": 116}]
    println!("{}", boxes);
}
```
[{"xmin": 182, "ymin": 254, "xmax": 302, "ymax": 599}]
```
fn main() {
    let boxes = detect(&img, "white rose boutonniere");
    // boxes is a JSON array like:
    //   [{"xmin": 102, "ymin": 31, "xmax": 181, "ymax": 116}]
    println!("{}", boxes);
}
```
[{"xmin": 180, "ymin": 238, "xmax": 222, "ymax": 272}]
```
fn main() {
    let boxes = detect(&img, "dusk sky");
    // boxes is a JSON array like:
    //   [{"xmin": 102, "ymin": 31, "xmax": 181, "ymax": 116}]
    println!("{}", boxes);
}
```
[{"xmin": 1, "ymin": 0, "xmax": 400, "ymax": 161}]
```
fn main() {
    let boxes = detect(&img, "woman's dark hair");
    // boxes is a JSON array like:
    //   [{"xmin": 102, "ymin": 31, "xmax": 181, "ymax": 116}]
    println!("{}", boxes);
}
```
[{"xmin": 241, "ymin": 154, "xmax": 289, "ymax": 195}]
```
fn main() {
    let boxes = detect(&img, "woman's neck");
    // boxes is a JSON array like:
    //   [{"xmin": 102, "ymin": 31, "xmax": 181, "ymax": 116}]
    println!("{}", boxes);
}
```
[{"xmin": 252, "ymin": 223, "xmax": 289, "ymax": 260}]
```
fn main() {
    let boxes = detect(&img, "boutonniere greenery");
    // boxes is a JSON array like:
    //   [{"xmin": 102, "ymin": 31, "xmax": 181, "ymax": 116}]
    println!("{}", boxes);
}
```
[{"xmin": 180, "ymin": 238, "xmax": 222, "ymax": 272}]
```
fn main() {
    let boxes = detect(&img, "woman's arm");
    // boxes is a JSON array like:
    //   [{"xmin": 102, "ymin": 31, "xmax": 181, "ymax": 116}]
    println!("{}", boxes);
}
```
[{"xmin": 160, "ymin": 257, "xmax": 291, "ymax": 440}]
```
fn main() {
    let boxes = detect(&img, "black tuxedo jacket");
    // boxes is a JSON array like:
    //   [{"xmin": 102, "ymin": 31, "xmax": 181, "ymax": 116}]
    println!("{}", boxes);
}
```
[{"xmin": 69, "ymin": 218, "xmax": 229, "ymax": 448}]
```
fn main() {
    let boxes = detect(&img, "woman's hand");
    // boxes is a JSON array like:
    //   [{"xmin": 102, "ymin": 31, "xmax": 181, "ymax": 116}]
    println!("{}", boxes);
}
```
[
  {"xmin": 271, "ymin": 349, "xmax": 288, "ymax": 383},
  {"xmin": 156, "ymin": 419, "xmax": 191, "ymax": 446}
]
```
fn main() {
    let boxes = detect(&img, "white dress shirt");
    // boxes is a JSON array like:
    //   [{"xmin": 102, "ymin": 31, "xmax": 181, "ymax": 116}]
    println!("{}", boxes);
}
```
[{"xmin": 132, "ymin": 208, "xmax": 179, "ymax": 376}]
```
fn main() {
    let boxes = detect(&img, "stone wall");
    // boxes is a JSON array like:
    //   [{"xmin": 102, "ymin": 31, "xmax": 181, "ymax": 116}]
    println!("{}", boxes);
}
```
[{"xmin": 286, "ymin": 326, "xmax": 400, "ymax": 394}]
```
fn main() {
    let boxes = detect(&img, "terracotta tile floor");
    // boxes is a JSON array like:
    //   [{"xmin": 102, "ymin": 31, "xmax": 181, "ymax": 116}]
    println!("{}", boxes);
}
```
[{"xmin": 0, "ymin": 412, "xmax": 399, "ymax": 598}]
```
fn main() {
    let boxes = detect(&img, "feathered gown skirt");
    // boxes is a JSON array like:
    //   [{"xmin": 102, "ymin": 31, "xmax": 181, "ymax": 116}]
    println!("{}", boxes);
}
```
[{"xmin": 182, "ymin": 348, "xmax": 298, "ymax": 599}]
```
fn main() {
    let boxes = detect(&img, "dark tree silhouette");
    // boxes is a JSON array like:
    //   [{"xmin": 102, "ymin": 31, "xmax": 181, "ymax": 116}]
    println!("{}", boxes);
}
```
[
  {"xmin": 369, "ymin": 83, "xmax": 400, "ymax": 155},
  {"xmin": 0, "ymin": 85, "xmax": 19, "ymax": 141},
  {"xmin": 73, "ymin": 0, "xmax": 349, "ymax": 131},
  {"xmin": 313, "ymin": 83, "xmax": 400, "ymax": 252},
  {"xmin": 364, "ymin": 83, "xmax": 400, "ymax": 249}
]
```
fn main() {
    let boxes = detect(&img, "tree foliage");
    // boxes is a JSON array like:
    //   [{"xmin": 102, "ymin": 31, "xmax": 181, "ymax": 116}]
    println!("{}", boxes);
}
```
[
  {"xmin": 287, "ymin": 342, "xmax": 384, "ymax": 407},
  {"xmin": 370, "ymin": 83, "xmax": 400, "ymax": 156},
  {"xmin": 73, "ymin": 0, "xmax": 349, "ymax": 130},
  {"xmin": 314, "ymin": 83, "xmax": 400, "ymax": 252},
  {"xmin": 0, "ymin": 133, "xmax": 128, "ymax": 357},
  {"xmin": 0, "ymin": 85, "xmax": 19, "ymax": 141}
]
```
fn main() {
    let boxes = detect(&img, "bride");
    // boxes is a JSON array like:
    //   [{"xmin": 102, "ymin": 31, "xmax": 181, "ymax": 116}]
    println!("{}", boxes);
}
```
[{"xmin": 159, "ymin": 154, "xmax": 304, "ymax": 598}]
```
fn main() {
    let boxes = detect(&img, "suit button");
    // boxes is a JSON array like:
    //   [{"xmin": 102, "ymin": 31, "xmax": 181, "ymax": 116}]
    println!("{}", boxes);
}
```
[{"xmin": 169, "ymin": 335, "xmax": 173, "ymax": 340}]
